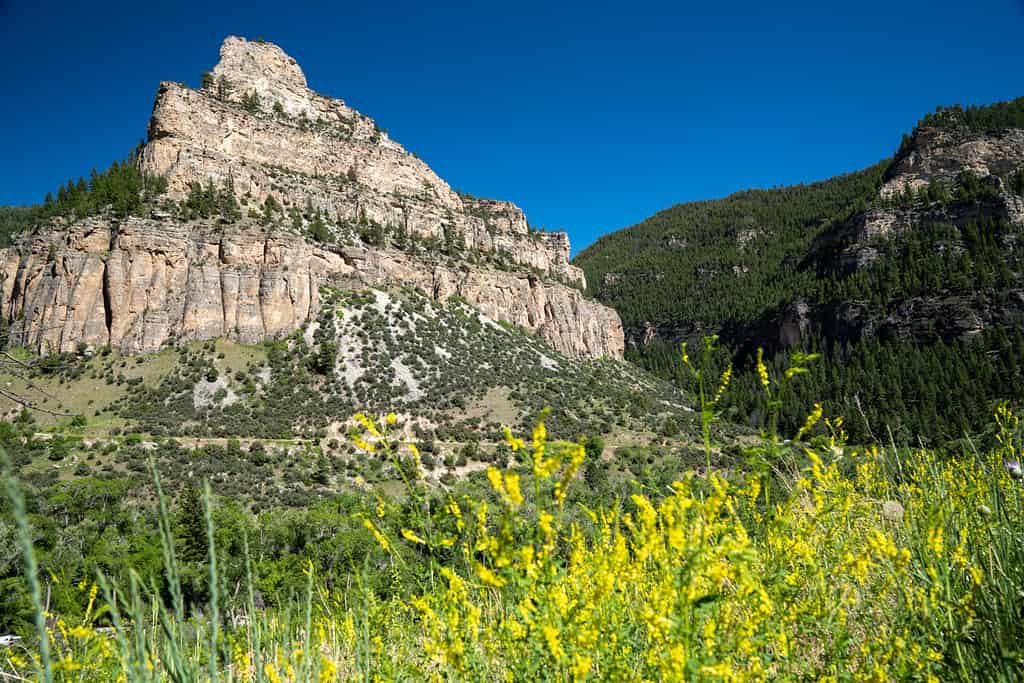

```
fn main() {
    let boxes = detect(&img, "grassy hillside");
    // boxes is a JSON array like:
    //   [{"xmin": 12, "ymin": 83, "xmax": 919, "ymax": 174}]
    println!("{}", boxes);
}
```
[{"xmin": 0, "ymin": 285, "xmax": 713, "ymax": 510}]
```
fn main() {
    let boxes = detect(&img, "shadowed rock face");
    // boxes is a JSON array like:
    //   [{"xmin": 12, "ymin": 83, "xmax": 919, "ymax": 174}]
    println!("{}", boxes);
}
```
[{"xmin": 0, "ymin": 36, "xmax": 624, "ymax": 359}]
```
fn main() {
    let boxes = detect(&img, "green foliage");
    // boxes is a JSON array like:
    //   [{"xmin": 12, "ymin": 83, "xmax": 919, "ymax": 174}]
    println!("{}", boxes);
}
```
[
  {"xmin": 241, "ymin": 90, "xmax": 261, "ymax": 113},
  {"xmin": 0, "ymin": 144, "xmax": 170, "ymax": 245},
  {"xmin": 308, "ymin": 210, "xmax": 333, "ymax": 243},
  {"xmin": 179, "ymin": 177, "xmax": 241, "ymax": 222},
  {"xmin": 4, "ymin": 403, "xmax": 1024, "ymax": 680},
  {"xmin": 215, "ymin": 75, "xmax": 233, "ymax": 102},
  {"xmin": 0, "ymin": 206, "xmax": 37, "ymax": 247},
  {"xmin": 918, "ymin": 96, "xmax": 1024, "ymax": 131},
  {"xmin": 575, "ymin": 161, "xmax": 889, "ymax": 327},
  {"xmin": 262, "ymin": 194, "xmax": 281, "ymax": 222}
]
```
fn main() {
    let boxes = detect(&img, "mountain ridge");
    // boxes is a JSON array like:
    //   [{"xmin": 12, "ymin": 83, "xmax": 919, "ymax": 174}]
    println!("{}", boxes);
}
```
[
  {"xmin": 574, "ymin": 97, "xmax": 1024, "ymax": 441},
  {"xmin": 0, "ymin": 36, "xmax": 624, "ymax": 360}
]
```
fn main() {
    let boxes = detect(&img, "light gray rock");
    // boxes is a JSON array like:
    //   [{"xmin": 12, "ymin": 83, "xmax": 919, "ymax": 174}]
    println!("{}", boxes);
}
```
[{"xmin": 0, "ymin": 36, "xmax": 622, "ymax": 359}]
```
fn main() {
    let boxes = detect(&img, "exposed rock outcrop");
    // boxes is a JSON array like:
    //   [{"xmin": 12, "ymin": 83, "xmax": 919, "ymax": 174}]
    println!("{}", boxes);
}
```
[
  {"xmin": 853, "ymin": 127, "xmax": 1024, "ymax": 246},
  {"xmin": 0, "ymin": 36, "xmax": 623, "ymax": 359},
  {"xmin": 880, "ymin": 126, "xmax": 1024, "ymax": 200},
  {"xmin": 1, "ymin": 217, "xmax": 623, "ymax": 359},
  {"xmin": 142, "ymin": 36, "xmax": 584, "ymax": 287}
]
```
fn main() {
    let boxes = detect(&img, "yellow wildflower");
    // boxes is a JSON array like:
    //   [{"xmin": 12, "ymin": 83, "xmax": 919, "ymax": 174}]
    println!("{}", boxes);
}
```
[
  {"xmin": 756, "ymin": 347, "xmax": 770, "ymax": 389},
  {"xmin": 476, "ymin": 563, "xmax": 507, "ymax": 588},
  {"xmin": 362, "ymin": 518, "xmax": 390, "ymax": 552},
  {"xmin": 401, "ymin": 528, "xmax": 426, "ymax": 545},
  {"xmin": 541, "ymin": 624, "xmax": 565, "ymax": 661}
]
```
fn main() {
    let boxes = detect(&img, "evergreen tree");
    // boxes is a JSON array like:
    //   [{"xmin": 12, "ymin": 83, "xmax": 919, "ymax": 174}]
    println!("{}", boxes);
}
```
[
  {"xmin": 177, "ymin": 485, "xmax": 208, "ymax": 564},
  {"xmin": 216, "ymin": 76, "xmax": 233, "ymax": 102}
]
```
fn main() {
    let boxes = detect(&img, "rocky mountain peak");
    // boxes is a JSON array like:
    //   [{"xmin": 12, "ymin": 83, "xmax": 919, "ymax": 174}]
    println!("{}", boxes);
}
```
[
  {"xmin": 210, "ymin": 36, "xmax": 311, "ymax": 116},
  {"xmin": 0, "ymin": 36, "xmax": 625, "ymax": 360}
]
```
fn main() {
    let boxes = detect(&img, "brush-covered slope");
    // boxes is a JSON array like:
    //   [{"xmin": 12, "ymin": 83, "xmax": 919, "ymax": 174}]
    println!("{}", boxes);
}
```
[
  {"xmin": 115, "ymin": 285, "xmax": 689, "ymax": 443},
  {"xmin": 1, "ymin": 284, "xmax": 699, "ymax": 506},
  {"xmin": 575, "ymin": 97, "xmax": 1024, "ymax": 442}
]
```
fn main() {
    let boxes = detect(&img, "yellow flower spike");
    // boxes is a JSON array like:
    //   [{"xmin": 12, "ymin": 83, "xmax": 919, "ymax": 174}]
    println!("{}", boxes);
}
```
[
  {"xmin": 504, "ymin": 472, "xmax": 524, "ymax": 507},
  {"xmin": 486, "ymin": 466, "xmax": 506, "ymax": 496},
  {"xmin": 681, "ymin": 341, "xmax": 690, "ymax": 366},
  {"xmin": 502, "ymin": 425, "xmax": 524, "ymax": 452},
  {"xmin": 532, "ymin": 418, "xmax": 547, "ymax": 469},
  {"xmin": 713, "ymin": 363, "xmax": 733, "ymax": 404},
  {"xmin": 927, "ymin": 525, "xmax": 944, "ymax": 555},
  {"xmin": 570, "ymin": 653, "xmax": 592, "ymax": 681},
  {"xmin": 475, "ymin": 502, "xmax": 489, "ymax": 535},
  {"xmin": 756, "ymin": 347, "xmax": 770, "ymax": 389},
  {"xmin": 401, "ymin": 528, "xmax": 426, "ymax": 545},
  {"xmin": 386, "ymin": 412, "xmax": 397, "ymax": 425},
  {"xmin": 784, "ymin": 366, "xmax": 807, "ymax": 380},
  {"xmin": 83, "ymin": 582, "xmax": 98, "ymax": 624},
  {"xmin": 353, "ymin": 412, "xmax": 381, "ymax": 437},
  {"xmin": 362, "ymin": 518, "xmax": 390, "ymax": 552},
  {"xmin": 796, "ymin": 403, "xmax": 823, "ymax": 440},
  {"xmin": 969, "ymin": 565, "xmax": 984, "ymax": 586},
  {"xmin": 535, "ymin": 453, "xmax": 561, "ymax": 479},
  {"xmin": 319, "ymin": 656, "xmax": 337, "ymax": 683},
  {"xmin": 541, "ymin": 624, "xmax": 565, "ymax": 661},
  {"xmin": 476, "ymin": 563, "xmax": 507, "ymax": 588},
  {"xmin": 352, "ymin": 436, "xmax": 375, "ymax": 453},
  {"xmin": 539, "ymin": 512, "xmax": 555, "ymax": 538},
  {"xmin": 447, "ymin": 499, "xmax": 465, "ymax": 531}
]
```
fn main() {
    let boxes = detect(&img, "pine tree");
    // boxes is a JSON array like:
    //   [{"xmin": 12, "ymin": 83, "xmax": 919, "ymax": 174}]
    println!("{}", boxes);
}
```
[
  {"xmin": 177, "ymin": 485, "xmax": 209, "ymax": 563},
  {"xmin": 216, "ymin": 76, "xmax": 233, "ymax": 102}
]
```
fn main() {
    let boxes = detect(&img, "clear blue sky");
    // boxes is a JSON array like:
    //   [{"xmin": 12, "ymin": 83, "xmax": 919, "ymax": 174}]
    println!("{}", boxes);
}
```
[{"xmin": 1, "ymin": 1, "xmax": 1022, "ymax": 253}]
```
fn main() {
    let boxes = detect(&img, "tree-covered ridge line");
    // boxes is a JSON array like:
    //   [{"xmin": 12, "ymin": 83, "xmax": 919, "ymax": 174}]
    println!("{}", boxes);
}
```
[
  {"xmin": 574, "ymin": 161, "xmax": 890, "ymax": 328},
  {"xmin": 574, "ymin": 100, "xmax": 1024, "ymax": 445},
  {"xmin": 915, "ymin": 95, "xmax": 1024, "ymax": 132},
  {"xmin": 0, "ymin": 144, "xmax": 168, "ymax": 246}
]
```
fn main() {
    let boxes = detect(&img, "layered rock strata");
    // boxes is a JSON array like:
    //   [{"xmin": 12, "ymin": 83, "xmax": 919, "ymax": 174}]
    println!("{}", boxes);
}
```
[
  {"xmin": 1, "ymin": 218, "xmax": 623, "ymax": 358},
  {"xmin": 0, "ymin": 36, "xmax": 624, "ymax": 359}
]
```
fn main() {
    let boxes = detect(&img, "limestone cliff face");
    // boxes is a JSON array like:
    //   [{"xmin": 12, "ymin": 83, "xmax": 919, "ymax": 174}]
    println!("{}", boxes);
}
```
[
  {"xmin": 0, "ymin": 218, "xmax": 621, "ymax": 358},
  {"xmin": 143, "ymin": 36, "xmax": 584, "ymax": 287},
  {"xmin": 880, "ymin": 126, "xmax": 1024, "ymax": 199},
  {"xmin": 0, "ymin": 36, "xmax": 622, "ymax": 359}
]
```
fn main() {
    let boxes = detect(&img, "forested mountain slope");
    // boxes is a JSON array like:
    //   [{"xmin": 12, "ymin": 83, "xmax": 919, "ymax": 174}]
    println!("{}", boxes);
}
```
[{"xmin": 575, "ymin": 97, "xmax": 1024, "ymax": 443}]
